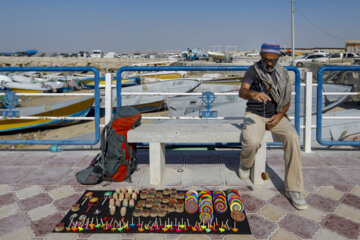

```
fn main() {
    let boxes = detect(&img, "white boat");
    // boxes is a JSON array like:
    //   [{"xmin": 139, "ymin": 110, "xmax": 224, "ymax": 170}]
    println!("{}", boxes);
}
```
[
  {"xmin": 1, "ymin": 80, "xmax": 51, "ymax": 93},
  {"xmin": 166, "ymin": 83, "xmax": 354, "ymax": 118},
  {"xmin": 100, "ymin": 79, "xmax": 200, "ymax": 112}
]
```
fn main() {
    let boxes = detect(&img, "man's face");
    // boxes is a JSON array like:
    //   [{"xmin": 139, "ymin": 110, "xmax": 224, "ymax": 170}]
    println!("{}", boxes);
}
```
[{"xmin": 261, "ymin": 52, "xmax": 279, "ymax": 72}]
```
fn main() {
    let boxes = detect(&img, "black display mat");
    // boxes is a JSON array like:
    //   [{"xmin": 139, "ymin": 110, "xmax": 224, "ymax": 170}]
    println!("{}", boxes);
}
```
[{"xmin": 54, "ymin": 190, "xmax": 251, "ymax": 235}]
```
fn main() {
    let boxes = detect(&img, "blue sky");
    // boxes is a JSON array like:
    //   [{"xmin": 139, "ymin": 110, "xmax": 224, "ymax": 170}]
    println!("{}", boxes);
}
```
[{"xmin": 1, "ymin": 0, "xmax": 359, "ymax": 53}]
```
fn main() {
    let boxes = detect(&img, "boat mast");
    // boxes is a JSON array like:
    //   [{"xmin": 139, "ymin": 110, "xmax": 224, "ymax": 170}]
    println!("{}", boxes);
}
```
[{"xmin": 291, "ymin": 0, "xmax": 295, "ymax": 58}]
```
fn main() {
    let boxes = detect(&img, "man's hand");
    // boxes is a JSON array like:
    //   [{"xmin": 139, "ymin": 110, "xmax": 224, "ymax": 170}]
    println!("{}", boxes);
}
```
[
  {"xmin": 251, "ymin": 92, "xmax": 272, "ymax": 102},
  {"xmin": 266, "ymin": 113, "xmax": 283, "ymax": 129}
]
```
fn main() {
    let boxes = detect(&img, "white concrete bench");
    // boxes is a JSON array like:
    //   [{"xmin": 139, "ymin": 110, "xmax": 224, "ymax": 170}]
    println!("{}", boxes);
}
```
[{"xmin": 127, "ymin": 123, "xmax": 272, "ymax": 185}]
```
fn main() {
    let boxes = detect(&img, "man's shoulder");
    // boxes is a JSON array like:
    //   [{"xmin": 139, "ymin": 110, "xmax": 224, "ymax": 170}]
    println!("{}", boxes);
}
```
[{"xmin": 245, "ymin": 64, "xmax": 257, "ymax": 75}]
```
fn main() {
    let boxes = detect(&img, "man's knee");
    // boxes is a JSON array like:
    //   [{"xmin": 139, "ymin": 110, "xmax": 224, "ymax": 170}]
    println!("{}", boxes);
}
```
[
  {"xmin": 243, "ymin": 135, "xmax": 263, "ymax": 149},
  {"xmin": 283, "ymin": 130, "xmax": 299, "ymax": 144}
]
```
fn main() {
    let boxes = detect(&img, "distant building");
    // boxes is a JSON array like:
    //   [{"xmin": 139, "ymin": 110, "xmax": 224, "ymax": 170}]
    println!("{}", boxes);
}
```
[{"xmin": 345, "ymin": 40, "xmax": 360, "ymax": 53}]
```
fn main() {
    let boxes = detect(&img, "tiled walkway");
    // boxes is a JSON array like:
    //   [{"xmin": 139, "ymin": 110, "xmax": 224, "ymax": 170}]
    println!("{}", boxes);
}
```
[{"xmin": 0, "ymin": 149, "xmax": 359, "ymax": 240}]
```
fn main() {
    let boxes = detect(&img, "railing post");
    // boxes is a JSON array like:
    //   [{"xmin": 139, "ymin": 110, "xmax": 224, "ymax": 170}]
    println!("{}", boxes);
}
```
[
  {"xmin": 105, "ymin": 73, "xmax": 112, "ymax": 125},
  {"xmin": 304, "ymin": 72, "xmax": 312, "ymax": 153}
]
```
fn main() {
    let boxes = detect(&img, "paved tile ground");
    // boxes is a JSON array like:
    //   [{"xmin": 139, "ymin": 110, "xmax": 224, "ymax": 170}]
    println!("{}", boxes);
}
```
[{"xmin": 0, "ymin": 148, "xmax": 359, "ymax": 240}]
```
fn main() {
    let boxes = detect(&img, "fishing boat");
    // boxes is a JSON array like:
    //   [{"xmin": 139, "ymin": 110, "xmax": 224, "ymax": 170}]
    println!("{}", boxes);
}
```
[
  {"xmin": 79, "ymin": 76, "xmax": 139, "ymax": 89},
  {"xmin": 1, "ymin": 80, "xmax": 52, "ymax": 93},
  {"xmin": 166, "ymin": 83, "xmax": 354, "ymax": 118},
  {"xmin": 99, "ymin": 79, "xmax": 200, "ymax": 113},
  {"xmin": 139, "ymin": 71, "xmax": 187, "ymax": 83},
  {"xmin": 1, "ymin": 74, "xmax": 73, "ymax": 93},
  {"xmin": 0, "ymin": 96, "xmax": 95, "ymax": 132}
]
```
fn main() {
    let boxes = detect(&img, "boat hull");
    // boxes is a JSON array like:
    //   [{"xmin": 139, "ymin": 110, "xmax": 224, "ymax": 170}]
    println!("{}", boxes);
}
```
[{"xmin": 0, "ymin": 96, "xmax": 95, "ymax": 132}]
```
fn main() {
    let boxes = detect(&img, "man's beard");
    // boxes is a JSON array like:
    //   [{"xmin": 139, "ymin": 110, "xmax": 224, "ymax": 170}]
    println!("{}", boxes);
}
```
[{"xmin": 261, "ymin": 61, "xmax": 276, "ymax": 73}]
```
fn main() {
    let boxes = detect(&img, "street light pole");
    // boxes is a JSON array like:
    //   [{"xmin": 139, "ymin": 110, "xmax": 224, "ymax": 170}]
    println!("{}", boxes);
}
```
[{"xmin": 291, "ymin": 0, "xmax": 295, "ymax": 58}]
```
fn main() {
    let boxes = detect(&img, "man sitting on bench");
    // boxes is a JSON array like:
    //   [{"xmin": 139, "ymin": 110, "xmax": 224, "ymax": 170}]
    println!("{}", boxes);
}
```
[{"xmin": 238, "ymin": 41, "xmax": 307, "ymax": 210}]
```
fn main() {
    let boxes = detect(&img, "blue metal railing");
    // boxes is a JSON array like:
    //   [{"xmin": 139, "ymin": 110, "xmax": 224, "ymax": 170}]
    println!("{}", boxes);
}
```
[
  {"xmin": 116, "ymin": 66, "xmax": 301, "ymax": 146},
  {"xmin": 317, "ymin": 65, "xmax": 360, "ymax": 146},
  {"xmin": 0, "ymin": 67, "xmax": 101, "ymax": 145}
]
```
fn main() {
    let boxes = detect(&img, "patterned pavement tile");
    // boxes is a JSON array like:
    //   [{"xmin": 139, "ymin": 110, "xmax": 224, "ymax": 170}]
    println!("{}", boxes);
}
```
[
  {"xmin": 41, "ymin": 154, "xmax": 83, "ymax": 168},
  {"xmin": 336, "ymin": 168, "xmax": 360, "ymax": 185},
  {"xmin": 297, "ymin": 205, "xmax": 325, "ymax": 222},
  {"xmin": 257, "ymin": 204, "xmax": 286, "ymax": 222},
  {"xmin": 48, "ymin": 186, "xmax": 74, "ymax": 200},
  {"xmin": 71, "ymin": 185, "xmax": 89, "ymax": 193},
  {"xmin": 247, "ymin": 214, "xmax": 277, "ymax": 239},
  {"xmin": 0, "ymin": 192, "xmax": 17, "ymax": 206},
  {"xmin": 335, "ymin": 204, "xmax": 360, "ymax": 224},
  {"xmin": 240, "ymin": 193, "xmax": 266, "ymax": 213},
  {"xmin": 181, "ymin": 165, "xmax": 224, "ymax": 186},
  {"xmin": 0, "ymin": 184, "xmax": 11, "ymax": 195},
  {"xmin": 316, "ymin": 186, "xmax": 344, "ymax": 201},
  {"xmin": 351, "ymin": 185, "xmax": 360, "ymax": 196},
  {"xmin": 74, "ymin": 154, "xmax": 94, "ymax": 168},
  {"xmin": 303, "ymin": 185, "xmax": 321, "ymax": 193},
  {"xmin": 28, "ymin": 204, "xmax": 58, "ymax": 221},
  {"xmin": 0, "ymin": 203, "xmax": 20, "ymax": 220},
  {"xmin": 303, "ymin": 168, "xmax": 350, "ymax": 186},
  {"xmin": 5, "ymin": 153, "xmax": 53, "ymax": 167},
  {"xmin": 268, "ymin": 194, "xmax": 296, "ymax": 212},
  {"xmin": 302, "ymin": 154, "xmax": 329, "ymax": 167},
  {"xmin": 341, "ymin": 193, "xmax": 360, "ymax": 210},
  {"xmin": 321, "ymin": 213, "xmax": 360, "ymax": 239},
  {"xmin": 56, "ymin": 169, "xmax": 82, "ymax": 185},
  {"xmin": 30, "ymin": 212, "xmax": 65, "ymax": 237},
  {"xmin": 0, "ymin": 212, "xmax": 31, "ymax": 236},
  {"xmin": 222, "ymin": 235, "xmax": 255, "ymax": 240},
  {"xmin": 269, "ymin": 228, "xmax": 301, "ymax": 240},
  {"xmin": 221, "ymin": 165, "xmax": 248, "ymax": 186},
  {"xmin": 0, "ymin": 166, "xmax": 36, "ymax": 184},
  {"xmin": 278, "ymin": 213, "xmax": 320, "ymax": 239},
  {"xmin": 18, "ymin": 193, "xmax": 53, "ymax": 211},
  {"xmin": 52, "ymin": 193, "xmax": 82, "ymax": 212},
  {"xmin": 265, "ymin": 155, "xmax": 283, "ymax": 169},
  {"xmin": 87, "ymin": 234, "xmax": 123, "ymax": 239},
  {"xmin": 18, "ymin": 168, "xmax": 70, "ymax": 185},
  {"xmin": 161, "ymin": 167, "xmax": 183, "ymax": 186},
  {"xmin": 250, "ymin": 187, "xmax": 276, "ymax": 201},
  {"xmin": 1, "ymin": 226, "xmax": 34, "ymax": 240},
  {"xmin": 133, "ymin": 233, "xmax": 166, "ymax": 240},
  {"xmin": 306, "ymin": 193, "xmax": 339, "ymax": 212},
  {"xmin": 44, "ymin": 233, "xmax": 77, "ymax": 240},
  {"xmin": 313, "ymin": 228, "xmax": 348, "ymax": 240},
  {"xmin": 321, "ymin": 154, "xmax": 360, "ymax": 167},
  {"xmin": 0, "ymin": 153, "xmax": 23, "ymax": 165},
  {"xmin": 334, "ymin": 185, "xmax": 354, "ymax": 192},
  {"xmin": 16, "ymin": 185, "xmax": 43, "ymax": 199}
]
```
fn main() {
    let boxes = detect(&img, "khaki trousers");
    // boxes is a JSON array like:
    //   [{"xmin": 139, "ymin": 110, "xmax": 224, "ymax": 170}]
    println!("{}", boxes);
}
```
[{"xmin": 240, "ymin": 112, "xmax": 304, "ymax": 192}]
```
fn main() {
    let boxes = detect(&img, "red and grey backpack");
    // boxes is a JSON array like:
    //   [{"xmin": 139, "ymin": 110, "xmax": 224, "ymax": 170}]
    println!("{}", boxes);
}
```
[{"xmin": 76, "ymin": 106, "xmax": 141, "ymax": 184}]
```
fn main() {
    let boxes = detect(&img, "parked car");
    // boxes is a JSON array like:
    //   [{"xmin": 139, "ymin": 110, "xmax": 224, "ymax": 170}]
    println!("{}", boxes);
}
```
[
  {"xmin": 90, "ymin": 50, "xmax": 103, "ymax": 58},
  {"xmin": 313, "ymin": 52, "xmax": 360, "ymax": 63},
  {"xmin": 78, "ymin": 51, "xmax": 90, "ymax": 58},
  {"xmin": 290, "ymin": 53, "xmax": 328, "ymax": 67}
]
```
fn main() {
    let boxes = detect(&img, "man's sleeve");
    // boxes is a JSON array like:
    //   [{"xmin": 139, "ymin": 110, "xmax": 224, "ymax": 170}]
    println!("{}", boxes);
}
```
[{"xmin": 243, "ymin": 66, "xmax": 256, "ymax": 85}]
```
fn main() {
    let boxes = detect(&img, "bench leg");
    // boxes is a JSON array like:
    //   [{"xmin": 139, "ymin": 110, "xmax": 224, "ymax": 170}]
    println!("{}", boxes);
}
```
[
  {"xmin": 149, "ymin": 142, "xmax": 165, "ymax": 185},
  {"xmin": 250, "ymin": 131, "xmax": 272, "ymax": 185}
]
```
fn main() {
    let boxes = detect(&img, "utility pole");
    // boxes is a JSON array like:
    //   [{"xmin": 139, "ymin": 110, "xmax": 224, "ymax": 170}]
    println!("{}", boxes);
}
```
[{"xmin": 291, "ymin": 0, "xmax": 295, "ymax": 58}]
